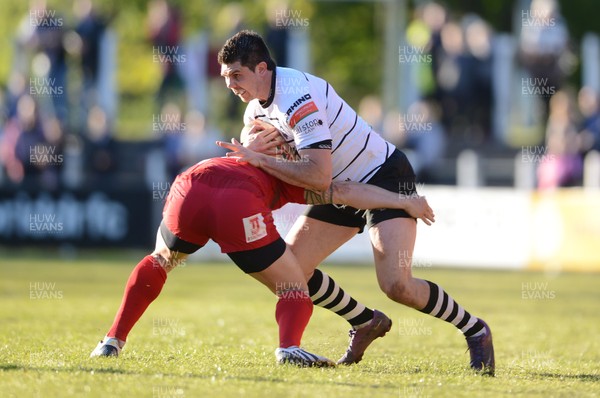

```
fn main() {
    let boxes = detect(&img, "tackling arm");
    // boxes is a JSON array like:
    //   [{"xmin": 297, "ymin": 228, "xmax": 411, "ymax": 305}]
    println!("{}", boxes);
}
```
[
  {"xmin": 217, "ymin": 138, "xmax": 332, "ymax": 191},
  {"xmin": 218, "ymin": 125, "xmax": 434, "ymax": 224},
  {"xmin": 304, "ymin": 182, "xmax": 435, "ymax": 225},
  {"xmin": 257, "ymin": 148, "xmax": 331, "ymax": 192},
  {"xmin": 240, "ymin": 120, "xmax": 333, "ymax": 191}
]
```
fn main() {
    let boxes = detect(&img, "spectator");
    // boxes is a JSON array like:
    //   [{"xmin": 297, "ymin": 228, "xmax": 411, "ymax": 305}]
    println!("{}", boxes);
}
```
[
  {"xmin": 0, "ymin": 85, "xmax": 7, "ymax": 129},
  {"xmin": 178, "ymin": 110, "xmax": 226, "ymax": 169},
  {"xmin": 25, "ymin": 0, "xmax": 69, "ymax": 124},
  {"xmin": 5, "ymin": 72, "xmax": 28, "ymax": 120},
  {"xmin": 382, "ymin": 101, "xmax": 446, "ymax": 182},
  {"xmin": 402, "ymin": 100, "xmax": 447, "ymax": 181},
  {"xmin": 147, "ymin": 0, "xmax": 184, "ymax": 108},
  {"xmin": 519, "ymin": 0, "xmax": 572, "ymax": 118},
  {"xmin": 264, "ymin": 1, "xmax": 290, "ymax": 67},
  {"xmin": 84, "ymin": 105, "xmax": 116, "ymax": 178},
  {"xmin": 537, "ymin": 90, "xmax": 582, "ymax": 189},
  {"xmin": 463, "ymin": 16, "xmax": 493, "ymax": 142},
  {"xmin": 210, "ymin": 3, "xmax": 248, "ymax": 135},
  {"xmin": 577, "ymin": 86, "xmax": 600, "ymax": 153},
  {"xmin": 406, "ymin": 2, "xmax": 446, "ymax": 99},
  {"xmin": 156, "ymin": 102, "xmax": 185, "ymax": 180},
  {"xmin": 420, "ymin": 1, "xmax": 447, "ymax": 77},
  {"xmin": 358, "ymin": 95, "xmax": 384, "ymax": 133},
  {"xmin": 72, "ymin": 0, "xmax": 107, "ymax": 121},
  {"xmin": 434, "ymin": 21, "xmax": 472, "ymax": 140},
  {"xmin": 1, "ymin": 95, "xmax": 63, "ymax": 189}
]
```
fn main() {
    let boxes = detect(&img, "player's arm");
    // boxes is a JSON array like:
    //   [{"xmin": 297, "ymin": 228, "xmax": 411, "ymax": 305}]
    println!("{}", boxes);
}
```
[
  {"xmin": 217, "ymin": 138, "xmax": 332, "ymax": 192},
  {"xmin": 260, "ymin": 147, "xmax": 331, "ymax": 191},
  {"xmin": 305, "ymin": 182, "xmax": 436, "ymax": 226},
  {"xmin": 216, "ymin": 137, "xmax": 434, "ymax": 224},
  {"xmin": 238, "ymin": 96, "xmax": 334, "ymax": 190}
]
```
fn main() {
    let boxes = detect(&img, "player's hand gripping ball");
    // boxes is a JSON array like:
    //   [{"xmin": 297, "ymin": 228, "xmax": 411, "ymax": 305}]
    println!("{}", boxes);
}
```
[{"xmin": 241, "ymin": 122, "xmax": 300, "ymax": 161}]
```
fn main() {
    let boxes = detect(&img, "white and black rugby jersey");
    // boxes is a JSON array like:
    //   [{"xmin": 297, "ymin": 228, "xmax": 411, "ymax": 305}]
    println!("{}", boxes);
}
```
[{"xmin": 243, "ymin": 67, "xmax": 395, "ymax": 183}]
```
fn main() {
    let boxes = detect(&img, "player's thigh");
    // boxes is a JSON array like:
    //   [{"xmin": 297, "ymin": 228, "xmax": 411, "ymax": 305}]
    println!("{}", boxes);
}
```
[
  {"xmin": 368, "ymin": 217, "xmax": 417, "ymax": 290},
  {"xmin": 249, "ymin": 245, "xmax": 309, "ymax": 295},
  {"xmin": 285, "ymin": 215, "xmax": 358, "ymax": 276}
]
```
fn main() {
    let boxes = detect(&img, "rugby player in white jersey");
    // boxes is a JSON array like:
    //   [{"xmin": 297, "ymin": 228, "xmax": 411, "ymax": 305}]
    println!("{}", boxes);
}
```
[{"xmin": 217, "ymin": 30, "xmax": 494, "ymax": 375}]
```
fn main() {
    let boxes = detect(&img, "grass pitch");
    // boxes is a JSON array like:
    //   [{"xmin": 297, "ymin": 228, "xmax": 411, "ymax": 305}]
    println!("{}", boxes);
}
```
[{"xmin": 1, "ymin": 255, "xmax": 599, "ymax": 397}]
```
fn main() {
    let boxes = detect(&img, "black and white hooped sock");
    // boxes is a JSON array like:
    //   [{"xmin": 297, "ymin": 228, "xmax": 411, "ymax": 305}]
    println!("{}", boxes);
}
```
[
  {"xmin": 307, "ymin": 269, "xmax": 374, "ymax": 329},
  {"xmin": 419, "ymin": 280, "xmax": 485, "ymax": 337}
]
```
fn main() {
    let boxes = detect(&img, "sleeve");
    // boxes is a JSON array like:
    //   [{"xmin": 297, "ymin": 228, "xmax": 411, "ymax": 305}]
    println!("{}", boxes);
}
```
[{"xmin": 286, "ymin": 84, "xmax": 332, "ymax": 150}]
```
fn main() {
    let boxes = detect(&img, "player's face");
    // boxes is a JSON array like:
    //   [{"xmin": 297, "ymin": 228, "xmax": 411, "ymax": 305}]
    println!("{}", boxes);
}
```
[{"xmin": 220, "ymin": 62, "xmax": 262, "ymax": 103}]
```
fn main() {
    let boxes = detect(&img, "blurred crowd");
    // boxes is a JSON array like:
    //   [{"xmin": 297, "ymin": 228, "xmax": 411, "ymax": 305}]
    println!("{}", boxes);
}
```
[
  {"xmin": 0, "ymin": 0, "xmax": 599, "ymax": 191},
  {"xmin": 0, "ymin": 0, "xmax": 228, "ymax": 191},
  {"xmin": 368, "ymin": 0, "xmax": 600, "ymax": 188},
  {"xmin": 1, "ymin": 0, "xmax": 111, "ymax": 190}
]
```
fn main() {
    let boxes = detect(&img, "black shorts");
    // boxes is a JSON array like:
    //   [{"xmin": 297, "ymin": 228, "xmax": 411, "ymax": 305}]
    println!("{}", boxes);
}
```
[
  {"xmin": 159, "ymin": 220, "xmax": 286, "ymax": 274},
  {"xmin": 160, "ymin": 220, "xmax": 204, "ymax": 254},
  {"xmin": 304, "ymin": 149, "xmax": 416, "ymax": 233}
]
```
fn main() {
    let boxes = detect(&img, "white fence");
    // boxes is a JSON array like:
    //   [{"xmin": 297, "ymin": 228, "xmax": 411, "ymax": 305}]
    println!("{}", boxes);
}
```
[{"xmin": 191, "ymin": 186, "xmax": 600, "ymax": 272}]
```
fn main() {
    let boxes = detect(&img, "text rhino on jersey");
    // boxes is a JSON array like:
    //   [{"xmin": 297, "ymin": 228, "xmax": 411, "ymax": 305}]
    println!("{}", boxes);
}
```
[{"xmin": 286, "ymin": 94, "xmax": 312, "ymax": 117}]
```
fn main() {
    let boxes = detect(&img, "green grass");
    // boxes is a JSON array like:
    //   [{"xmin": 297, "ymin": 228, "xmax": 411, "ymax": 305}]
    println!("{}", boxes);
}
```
[{"xmin": 1, "ymin": 258, "xmax": 599, "ymax": 397}]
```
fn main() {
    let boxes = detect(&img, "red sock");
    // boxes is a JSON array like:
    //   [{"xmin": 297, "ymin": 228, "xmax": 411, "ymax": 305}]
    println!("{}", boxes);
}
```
[
  {"xmin": 107, "ymin": 255, "xmax": 167, "ymax": 341},
  {"xmin": 275, "ymin": 290, "xmax": 313, "ymax": 348}
]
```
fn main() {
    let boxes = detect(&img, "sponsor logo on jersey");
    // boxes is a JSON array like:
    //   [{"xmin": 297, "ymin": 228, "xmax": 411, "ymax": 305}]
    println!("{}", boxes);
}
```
[
  {"xmin": 242, "ymin": 213, "xmax": 268, "ymax": 243},
  {"xmin": 295, "ymin": 118, "xmax": 323, "ymax": 134},
  {"xmin": 289, "ymin": 102, "xmax": 319, "ymax": 128},
  {"xmin": 285, "ymin": 93, "xmax": 313, "ymax": 118}
]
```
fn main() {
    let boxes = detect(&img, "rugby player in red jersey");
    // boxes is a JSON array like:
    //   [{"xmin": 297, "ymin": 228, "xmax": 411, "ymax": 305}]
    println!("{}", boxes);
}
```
[
  {"xmin": 218, "ymin": 30, "xmax": 494, "ymax": 374},
  {"xmin": 90, "ymin": 134, "xmax": 435, "ymax": 367}
]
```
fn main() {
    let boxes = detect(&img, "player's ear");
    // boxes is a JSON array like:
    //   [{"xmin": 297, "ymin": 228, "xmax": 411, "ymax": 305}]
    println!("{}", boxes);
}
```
[{"xmin": 255, "ymin": 61, "xmax": 268, "ymax": 75}]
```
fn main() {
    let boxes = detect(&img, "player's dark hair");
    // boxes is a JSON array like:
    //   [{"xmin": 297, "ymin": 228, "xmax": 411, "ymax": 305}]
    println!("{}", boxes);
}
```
[{"xmin": 218, "ymin": 30, "xmax": 276, "ymax": 71}]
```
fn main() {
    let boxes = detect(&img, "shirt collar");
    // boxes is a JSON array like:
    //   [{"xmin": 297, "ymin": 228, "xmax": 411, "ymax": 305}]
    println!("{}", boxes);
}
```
[{"xmin": 259, "ymin": 67, "xmax": 277, "ymax": 108}]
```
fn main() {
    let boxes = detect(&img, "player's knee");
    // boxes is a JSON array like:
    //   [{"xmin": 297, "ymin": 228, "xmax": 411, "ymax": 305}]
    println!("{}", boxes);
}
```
[
  {"xmin": 380, "ymin": 279, "xmax": 405, "ymax": 300},
  {"xmin": 381, "ymin": 279, "xmax": 417, "ymax": 306},
  {"xmin": 150, "ymin": 253, "xmax": 169, "ymax": 269},
  {"xmin": 151, "ymin": 250, "xmax": 186, "ymax": 273}
]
